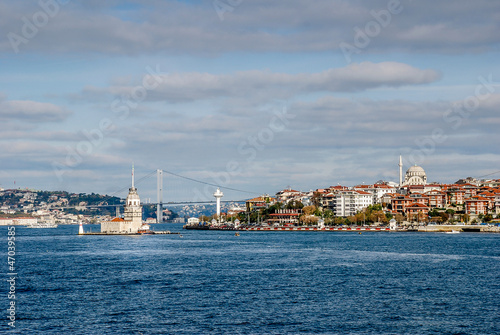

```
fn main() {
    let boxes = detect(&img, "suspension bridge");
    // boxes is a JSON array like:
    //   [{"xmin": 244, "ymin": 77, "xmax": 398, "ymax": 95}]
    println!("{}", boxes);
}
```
[{"xmin": 46, "ymin": 168, "xmax": 262, "ymax": 222}]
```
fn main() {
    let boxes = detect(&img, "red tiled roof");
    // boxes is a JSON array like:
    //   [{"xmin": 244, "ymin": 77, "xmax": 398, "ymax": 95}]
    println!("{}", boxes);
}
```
[
  {"xmin": 247, "ymin": 196, "xmax": 276, "ymax": 203},
  {"xmin": 374, "ymin": 184, "xmax": 394, "ymax": 189},
  {"xmin": 407, "ymin": 202, "xmax": 429, "ymax": 208},
  {"xmin": 279, "ymin": 189, "xmax": 299, "ymax": 193},
  {"xmin": 355, "ymin": 190, "xmax": 372, "ymax": 195}
]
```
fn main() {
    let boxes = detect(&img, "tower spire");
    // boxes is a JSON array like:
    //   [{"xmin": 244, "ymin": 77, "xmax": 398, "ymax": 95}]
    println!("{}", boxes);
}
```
[{"xmin": 132, "ymin": 163, "xmax": 135, "ymax": 188}]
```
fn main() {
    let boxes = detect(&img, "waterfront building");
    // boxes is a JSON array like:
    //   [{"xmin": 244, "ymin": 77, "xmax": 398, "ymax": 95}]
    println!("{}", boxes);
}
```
[
  {"xmin": 405, "ymin": 203, "xmax": 430, "ymax": 221},
  {"xmin": 320, "ymin": 193, "xmax": 336, "ymax": 210},
  {"xmin": 444, "ymin": 186, "xmax": 466, "ymax": 205},
  {"xmin": 380, "ymin": 193, "xmax": 395, "ymax": 207},
  {"xmin": 408, "ymin": 193, "xmax": 430, "ymax": 206},
  {"xmin": 268, "ymin": 209, "xmax": 301, "ymax": 226},
  {"xmin": 227, "ymin": 205, "xmax": 245, "ymax": 216},
  {"xmin": 464, "ymin": 196, "xmax": 489, "ymax": 216},
  {"xmin": 353, "ymin": 184, "xmax": 396, "ymax": 204},
  {"xmin": 187, "ymin": 217, "xmax": 200, "ymax": 225},
  {"xmin": 0, "ymin": 217, "xmax": 38, "ymax": 226},
  {"xmin": 246, "ymin": 195, "xmax": 276, "ymax": 212},
  {"xmin": 276, "ymin": 188, "xmax": 302, "ymax": 203},
  {"xmin": 425, "ymin": 190, "xmax": 447, "ymax": 208},
  {"xmin": 495, "ymin": 195, "xmax": 500, "ymax": 215},
  {"xmin": 477, "ymin": 191, "xmax": 496, "ymax": 210},
  {"xmin": 391, "ymin": 195, "xmax": 415, "ymax": 214},
  {"xmin": 462, "ymin": 183, "xmax": 479, "ymax": 198},
  {"xmin": 332, "ymin": 190, "xmax": 373, "ymax": 217},
  {"xmin": 423, "ymin": 184, "xmax": 442, "ymax": 192}
]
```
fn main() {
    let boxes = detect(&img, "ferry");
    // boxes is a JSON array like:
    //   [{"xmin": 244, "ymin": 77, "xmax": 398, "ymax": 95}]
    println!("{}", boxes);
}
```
[{"xmin": 26, "ymin": 222, "xmax": 58, "ymax": 228}]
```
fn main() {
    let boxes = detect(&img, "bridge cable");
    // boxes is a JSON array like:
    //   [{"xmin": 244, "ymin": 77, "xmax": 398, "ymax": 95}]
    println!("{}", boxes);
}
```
[{"xmin": 160, "ymin": 169, "xmax": 259, "ymax": 195}]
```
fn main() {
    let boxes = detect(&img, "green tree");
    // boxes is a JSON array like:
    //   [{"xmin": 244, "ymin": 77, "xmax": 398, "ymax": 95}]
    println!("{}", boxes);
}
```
[
  {"xmin": 300, "ymin": 215, "xmax": 319, "ymax": 226},
  {"xmin": 445, "ymin": 208, "xmax": 455, "ymax": 222},
  {"xmin": 286, "ymin": 200, "xmax": 304, "ymax": 210},
  {"xmin": 428, "ymin": 209, "xmax": 440, "ymax": 217},
  {"xmin": 333, "ymin": 217, "xmax": 345, "ymax": 226}
]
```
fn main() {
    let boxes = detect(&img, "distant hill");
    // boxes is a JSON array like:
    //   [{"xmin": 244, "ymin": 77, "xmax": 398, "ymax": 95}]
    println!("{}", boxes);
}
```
[{"xmin": 0, "ymin": 189, "xmax": 122, "ymax": 217}]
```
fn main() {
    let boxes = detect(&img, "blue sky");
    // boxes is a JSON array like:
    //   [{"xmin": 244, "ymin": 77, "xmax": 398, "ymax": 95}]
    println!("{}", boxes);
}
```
[{"xmin": 1, "ymin": 0, "xmax": 499, "ymax": 202}]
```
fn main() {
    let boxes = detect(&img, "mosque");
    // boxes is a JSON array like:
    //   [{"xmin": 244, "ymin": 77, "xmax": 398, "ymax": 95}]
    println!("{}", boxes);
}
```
[
  {"xmin": 101, "ymin": 167, "xmax": 143, "ymax": 234},
  {"xmin": 398, "ymin": 155, "xmax": 427, "ymax": 186}
]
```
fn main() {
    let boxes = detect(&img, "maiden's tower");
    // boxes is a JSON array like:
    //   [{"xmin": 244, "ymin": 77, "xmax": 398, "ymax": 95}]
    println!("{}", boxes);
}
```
[{"xmin": 101, "ymin": 166, "xmax": 143, "ymax": 234}]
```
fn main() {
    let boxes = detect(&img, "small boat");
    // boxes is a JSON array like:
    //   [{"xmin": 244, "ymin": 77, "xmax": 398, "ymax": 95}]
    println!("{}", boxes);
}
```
[
  {"xmin": 235, "ymin": 232, "xmax": 240, "ymax": 236},
  {"xmin": 138, "ymin": 224, "xmax": 154, "ymax": 235},
  {"xmin": 445, "ymin": 230, "xmax": 461, "ymax": 234}
]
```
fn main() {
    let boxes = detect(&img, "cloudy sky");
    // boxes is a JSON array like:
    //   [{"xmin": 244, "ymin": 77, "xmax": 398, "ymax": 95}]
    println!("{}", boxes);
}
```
[{"xmin": 1, "ymin": 0, "xmax": 499, "ymax": 202}]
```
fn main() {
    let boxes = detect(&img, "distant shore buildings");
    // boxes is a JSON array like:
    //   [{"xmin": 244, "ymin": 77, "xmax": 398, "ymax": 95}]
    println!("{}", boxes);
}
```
[
  {"xmin": 240, "ymin": 156, "xmax": 500, "ymax": 225},
  {"xmin": 1, "ymin": 157, "xmax": 499, "ymax": 227}
]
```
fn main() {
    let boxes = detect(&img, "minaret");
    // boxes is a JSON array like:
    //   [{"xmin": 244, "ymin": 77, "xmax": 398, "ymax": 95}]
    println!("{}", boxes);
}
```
[
  {"xmin": 399, "ymin": 155, "xmax": 403, "ymax": 186},
  {"xmin": 213, "ymin": 188, "xmax": 224, "ymax": 220}
]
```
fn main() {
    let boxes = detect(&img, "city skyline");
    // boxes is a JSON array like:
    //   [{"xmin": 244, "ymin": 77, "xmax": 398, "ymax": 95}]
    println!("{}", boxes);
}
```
[{"xmin": 1, "ymin": 0, "xmax": 500, "ymax": 201}]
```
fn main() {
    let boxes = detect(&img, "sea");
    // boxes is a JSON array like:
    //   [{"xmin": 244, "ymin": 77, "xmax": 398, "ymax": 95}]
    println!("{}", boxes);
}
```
[{"xmin": 1, "ymin": 224, "xmax": 499, "ymax": 334}]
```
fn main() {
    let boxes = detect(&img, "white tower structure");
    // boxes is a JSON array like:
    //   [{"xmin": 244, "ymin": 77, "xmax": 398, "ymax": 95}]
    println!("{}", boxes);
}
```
[
  {"xmin": 399, "ymin": 155, "xmax": 403, "ymax": 186},
  {"xmin": 123, "ymin": 165, "xmax": 142, "ymax": 230},
  {"xmin": 78, "ymin": 221, "xmax": 84, "ymax": 235},
  {"xmin": 101, "ymin": 165, "xmax": 143, "ymax": 234},
  {"xmin": 213, "ymin": 188, "xmax": 224, "ymax": 220}
]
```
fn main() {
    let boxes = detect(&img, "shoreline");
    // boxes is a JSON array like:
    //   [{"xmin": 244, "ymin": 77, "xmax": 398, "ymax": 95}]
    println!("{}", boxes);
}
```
[{"xmin": 184, "ymin": 224, "xmax": 500, "ymax": 233}]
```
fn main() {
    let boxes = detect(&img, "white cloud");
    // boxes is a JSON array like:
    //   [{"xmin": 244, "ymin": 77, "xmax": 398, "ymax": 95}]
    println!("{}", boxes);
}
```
[
  {"xmin": 1, "ymin": 0, "xmax": 499, "ymax": 55},
  {"xmin": 0, "ymin": 99, "xmax": 71, "ymax": 122},
  {"xmin": 74, "ymin": 62, "xmax": 440, "ymax": 104}
]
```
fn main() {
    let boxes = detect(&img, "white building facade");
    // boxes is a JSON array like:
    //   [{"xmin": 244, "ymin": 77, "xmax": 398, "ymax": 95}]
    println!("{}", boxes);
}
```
[{"xmin": 333, "ymin": 190, "xmax": 373, "ymax": 217}]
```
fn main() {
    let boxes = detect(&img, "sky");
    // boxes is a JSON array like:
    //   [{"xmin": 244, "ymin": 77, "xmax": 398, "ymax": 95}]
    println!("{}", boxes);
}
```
[{"xmin": 1, "ymin": 0, "xmax": 499, "ymax": 202}]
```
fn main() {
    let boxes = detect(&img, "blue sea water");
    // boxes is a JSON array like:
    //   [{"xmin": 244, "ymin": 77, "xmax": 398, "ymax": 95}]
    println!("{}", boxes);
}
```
[{"xmin": 1, "ymin": 224, "xmax": 499, "ymax": 334}]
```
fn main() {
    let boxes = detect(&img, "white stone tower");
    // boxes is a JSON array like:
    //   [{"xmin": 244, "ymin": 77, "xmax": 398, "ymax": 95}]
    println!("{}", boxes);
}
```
[
  {"xmin": 101, "ymin": 165, "xmax": 144, "ymax": 234},
  {"xmin": 123, "ymin": 165, "xmax": 143, "ymax": 232},
  {"xmin": 213, "ymin": 188, "xmax": 224, "ymax": 219}
]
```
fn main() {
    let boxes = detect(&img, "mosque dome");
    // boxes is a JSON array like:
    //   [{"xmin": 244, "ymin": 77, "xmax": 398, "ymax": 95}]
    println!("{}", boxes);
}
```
[
  {"xmin": 403, "ymin": 164, "xmax": 427, "ymax": 186},
  {"xmin": 406, "ymin": 165, "xmax": 425, "ymax": 174}
]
